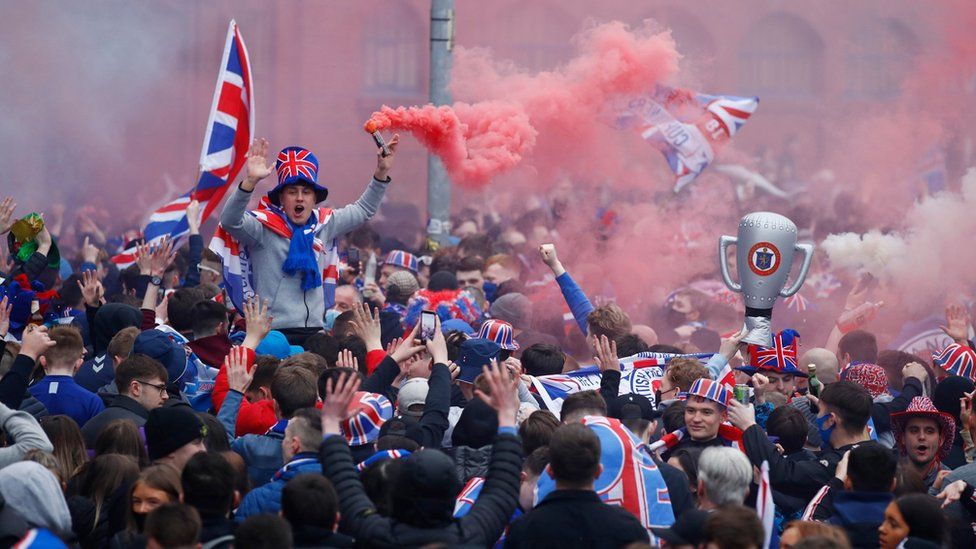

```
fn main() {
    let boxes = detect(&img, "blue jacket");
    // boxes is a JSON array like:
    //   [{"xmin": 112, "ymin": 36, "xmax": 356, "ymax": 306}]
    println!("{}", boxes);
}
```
[
  {"xmin": 555, "ymin": 271, "xmax": 594, "ymax": 336},
  {"xmin": 235, "ymin": 452, "xmax": 321, "ymax": 522},
  {"xmin": 217, "ymin": 390, "xmax": 284, "ymax": 487},
  {"xmin": 28, "ymin": 375, "xmax": 104, "ymax": 428}
]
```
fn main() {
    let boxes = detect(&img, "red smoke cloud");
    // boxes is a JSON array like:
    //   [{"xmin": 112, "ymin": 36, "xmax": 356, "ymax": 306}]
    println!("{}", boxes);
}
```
[{"xmin": 365, "ymin": 21, "xmax": 679, "ymax": 188}]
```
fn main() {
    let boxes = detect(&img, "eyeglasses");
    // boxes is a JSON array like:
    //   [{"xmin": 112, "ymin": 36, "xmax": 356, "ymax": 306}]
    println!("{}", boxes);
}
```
[
  {"xmin": 135, "ymin": 380, "xmax": 168, "ymax": 396},
  {"xmin": 197, "ymin": 265, "xmax": 221, "ymax": 277}
]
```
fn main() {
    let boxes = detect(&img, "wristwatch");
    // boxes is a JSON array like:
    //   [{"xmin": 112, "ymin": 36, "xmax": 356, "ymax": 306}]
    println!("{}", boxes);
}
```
[{"xmin": 150, "ymin": 275, "xmax": 163, "ymax": 287}]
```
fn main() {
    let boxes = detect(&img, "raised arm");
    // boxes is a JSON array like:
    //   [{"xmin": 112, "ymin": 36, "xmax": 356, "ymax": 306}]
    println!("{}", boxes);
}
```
[
  {"xmin": 183, "ymin": 200, "xmax": 204, "ymax": 287},
  {"xmin": 325, "ymin": 135, "xmax": 399, "ymax": 237},
  {"xmin": 540, "ymin": 244, "xmax": 594, "ymax": 336},
  {"xmin": 219, "ymin": 138, "xmax": 274, "ymax": 246},
  {"xmin": 320, "ymin": 373, "xmax": 395, "ymax": 545}
]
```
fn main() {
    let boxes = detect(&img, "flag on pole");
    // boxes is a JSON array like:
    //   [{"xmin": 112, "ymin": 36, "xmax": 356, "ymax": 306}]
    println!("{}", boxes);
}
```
[
  {"xmin": 758, "ymin": 460, "xmax": 776, "ymax": 549},
  {"xmin": 112, "ymin": 20, "xmax": 253, "ymax": 266}
]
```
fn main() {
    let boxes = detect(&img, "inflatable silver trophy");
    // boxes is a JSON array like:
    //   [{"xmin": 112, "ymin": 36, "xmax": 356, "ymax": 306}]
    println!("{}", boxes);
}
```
[{"xmin": 718, "ymin": 212, "xmax": 814, "ymax": 347}]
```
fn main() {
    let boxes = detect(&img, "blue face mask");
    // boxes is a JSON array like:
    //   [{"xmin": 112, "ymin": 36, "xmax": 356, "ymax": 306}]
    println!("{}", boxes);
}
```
[
  {"xmin": 815, "ymin": 413, "xmax": 835, "ymax": 446},
  {"xmin": 483, "ymin": 281, "xmax": 498, "ymax": 302}
]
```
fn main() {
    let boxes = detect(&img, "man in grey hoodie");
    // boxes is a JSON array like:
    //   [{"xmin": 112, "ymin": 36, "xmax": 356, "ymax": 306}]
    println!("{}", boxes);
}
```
[{"xmin": 219, "ymin": 135, "xmax": 399, "ymax": 345}]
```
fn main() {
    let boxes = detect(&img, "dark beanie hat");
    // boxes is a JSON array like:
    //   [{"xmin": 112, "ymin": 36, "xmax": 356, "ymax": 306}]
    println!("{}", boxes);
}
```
[
  {"xmin": 428, "ymin": 271, "xmax": 459, "ymax": 292},
  {"xmin": 933, "ymin": 375, "xmax": 976, "ymax": 424},
  {"xmin": 145, "ymin": 406, "xmax": 205, "ymax": 461},
  {"xmin": 392, "ymin": 449, "xmax": 460, "ymax": 528},
  {"xmin": 451, "ymin": 398, "xmax": 499, "ymax": 448}
]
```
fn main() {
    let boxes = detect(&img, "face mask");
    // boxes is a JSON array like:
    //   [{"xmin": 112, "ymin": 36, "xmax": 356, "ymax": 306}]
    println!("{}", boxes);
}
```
[
  {"xmin": 483, "ymin": 281, "xmax": 498, "ymax": 302},
  {"xmin": 815, "ymin": 413, "xmax": 835, "ymax": 446},
  {"xmin": 133, "ymin": 512, "xmax": 147, "ymax": 531}
]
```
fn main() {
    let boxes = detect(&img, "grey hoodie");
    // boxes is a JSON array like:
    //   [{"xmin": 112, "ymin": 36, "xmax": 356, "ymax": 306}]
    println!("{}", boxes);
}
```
[
  {"xmin": 219, "ymin": 178, "xmax": 389, "ymax": 330},
  {"xmin": 0, "ymin": 461, "xmax": 72, "ymax": 536},
  {"xmin": 0, "ymin": 402, "xmax": 53, "ymax": 470}
]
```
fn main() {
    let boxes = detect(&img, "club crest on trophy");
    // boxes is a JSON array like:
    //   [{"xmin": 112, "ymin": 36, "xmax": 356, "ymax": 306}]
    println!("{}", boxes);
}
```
[{"xmin": 719, "ymin": 212, "xmax": 814, "ymax": 347}]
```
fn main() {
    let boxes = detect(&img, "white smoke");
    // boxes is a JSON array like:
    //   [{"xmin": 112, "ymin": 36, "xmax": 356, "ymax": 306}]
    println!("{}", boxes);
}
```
[{"xmin": 822, "ymin": 167, "xmax": 976, "ymax": 312}]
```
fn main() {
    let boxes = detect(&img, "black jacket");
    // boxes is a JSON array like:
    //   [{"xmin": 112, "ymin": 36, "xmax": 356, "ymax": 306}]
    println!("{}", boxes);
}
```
[
  {"xmin": 319, "ymin": 431, "xmax": 522, "ymax": 548},
  {"xmin": 80, "ymin": 395, "xmax": 150, "ymax": 447},
  {"xmin": 742, "ymin": 424, "xmax": 868, "ymax": 504},
  {"xmin": 505, "ymin": 490, "xmax": 649, "ymax": 549},
  {"xmin": 292, "ymin": 525, "xmax": 355, "ymax": 548}
]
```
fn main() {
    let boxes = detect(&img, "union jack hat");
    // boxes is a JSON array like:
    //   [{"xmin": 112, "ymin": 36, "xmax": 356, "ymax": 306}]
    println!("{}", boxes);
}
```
[
  {"xmin": 476, "ymin": 319, "xmax": 519, "ymax": 351},
  {"xmin": 740, "ymin": 329, "xmax": 806, "ymax": 378},
  {"xmin": 686, "ymin": 378, "xmax": 731, "ymax": 408},
  {"xmin": 891, "ymin": 396, "xmax": 956, "ymax": 461},
  {"xmin": 339, "ymin": 391, "xmax": 393, "ymax": 446},
  {"xmin": 269, "ymin": 146, "xmax": 328, "ymax": 206},
  {"xmin": 933, "ymin": 343, "xmax": 976, "ymax": 381},
  {"xmin": 383, "ymin": 250, "xmax": 419, "ymax": 274}
]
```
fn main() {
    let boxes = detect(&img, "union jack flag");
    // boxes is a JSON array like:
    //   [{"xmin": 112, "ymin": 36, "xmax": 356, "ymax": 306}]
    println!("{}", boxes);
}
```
[
  {"xmin": 785, "ymin": 292, "xmax": 810, "ymax": 313},
  {"xmin": 340, "ymin": 391, "xmax": 393, "ymax": 446},
  {"xmin": 112, "ymin": 20, "xmax": 253, "ymax": 267},
  {"xmin": 276, "ymin": 148, "xmax": 317, "ymax": 184},
  {"xmin": 748, "ymin": 329, "xmax": 800, "ymax": 373},
  {"xmin": 619, "ymin": 85, "xmax": 759, "ymax": 193},
  {"xmin": 536, "ymin": 416, "xmax": 675, "ymax": 539},
  {"xmin": 933, "ymin": 343, "xmax": 976, "ymax": 380}
]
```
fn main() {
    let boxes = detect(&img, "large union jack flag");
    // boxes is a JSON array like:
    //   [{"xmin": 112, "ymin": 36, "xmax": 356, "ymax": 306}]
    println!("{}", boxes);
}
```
[{"xmin": 112, "ymin": 20, "xmax": 253, "ymax": 266}]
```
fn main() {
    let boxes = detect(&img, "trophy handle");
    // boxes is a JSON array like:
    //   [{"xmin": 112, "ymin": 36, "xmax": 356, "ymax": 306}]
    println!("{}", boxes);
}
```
[
  {"xmin": 780, "ymin": 243, "xmax": 814, "ymax": 298},
  {"xmin": 718, "ymin": 235, "xmax": 742, "ymax": 293}
]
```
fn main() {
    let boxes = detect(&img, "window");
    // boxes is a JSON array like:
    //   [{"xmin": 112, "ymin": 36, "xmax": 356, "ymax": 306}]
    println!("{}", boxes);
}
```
[
  {"xmin": 844, "ymin": 19, "xmax": 919, "ymax": 100},
  {"xmin": 363, "ymin": 1, "xmax": 425, "ymax": 94},
  {"xmin": 739, "ymin": 13, "xmax": 824, "ymax": 99}
]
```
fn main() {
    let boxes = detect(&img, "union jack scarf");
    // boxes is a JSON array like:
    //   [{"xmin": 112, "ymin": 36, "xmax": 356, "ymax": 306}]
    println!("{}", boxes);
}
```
[{"xmin": 209, "ymin": 196, "xmax": 339, "ymax": 313}]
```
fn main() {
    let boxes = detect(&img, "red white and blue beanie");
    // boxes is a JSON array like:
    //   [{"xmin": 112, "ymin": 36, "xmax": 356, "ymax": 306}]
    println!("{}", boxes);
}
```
[
  {"xmin": 933, "ymin": 343, "xmax": 976, "ymax": 381},
  {"xmin": 384, "ymin": 250, "xmax": 419, "ymax": 274},
  {"xmin": 477, "ymin": 319, "xmax": 519, "ymax": 351},
  {"xmin": 340, "ymin": 391, "xmax": 393, "ymax": 446},
  {"xmin": 687, "ymin": 378, "xmax": 731, "ymax": 408}
]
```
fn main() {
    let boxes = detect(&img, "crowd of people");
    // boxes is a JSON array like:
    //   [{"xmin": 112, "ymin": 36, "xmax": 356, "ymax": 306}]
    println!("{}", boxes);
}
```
[{"xmin": 0, "ymin": 135, "xmax": 975, "ymax": 549}]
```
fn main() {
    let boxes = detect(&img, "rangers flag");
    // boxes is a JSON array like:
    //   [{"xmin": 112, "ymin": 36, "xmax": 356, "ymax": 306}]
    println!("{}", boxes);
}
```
[
  {"xmin": 112, "ymin": 20, "xmax": 253, "ymax": 266},
  {"xmin": 619, "ymin": 85, "xmax": 759, "ymax": 192}
]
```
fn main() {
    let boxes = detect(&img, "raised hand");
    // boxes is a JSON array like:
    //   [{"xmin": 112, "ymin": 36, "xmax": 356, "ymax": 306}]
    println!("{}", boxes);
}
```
[
  {"xmin": 149, "ymin": 237, "xmax": 177, "ymax": 278},
  {"xmin": 941, "ymin": 303, "xmax": 971, "ymax": 344},
  {"xmin": 593, "ymin": 334, "xmax": 620, "ymax": 372},
  {"xmin": 719, "ymin": 327, "xmax": 748, "ymax": 360},
  {"xmin": 474, "ymin": 360, "xmax": 520, "ymax": 428},
  {"xmin": 78, "ymin": 270, "xmax": 104, "ymax": 308},
  {"xmin": 391, "ymin": 322, "xmax": 426, "ymax": 364},
  {"xmin": 752, "ymin": 373, "xmax": 770, "ymax": 405},
  {"xmin": 186, "ymin": 200, "xmax": 202, "ymax": 235},
  {"xmin": 135, "ymin": 241, "xmax": 154, "ymax": 276},
  {"xmin": 351, "ymin": 303, "xmax": 382, "ymax": 352},
  {"xmin": 374, "ymin": 134, "xmax": 400, "ymax": 181},
  {"xmin": 242, "ymin": 296, "xmax": 273, "ymax": 350},
  {"xmin": 336, "ymin": 349, "xmax": 359, "ymax": 371},
  {"xmin": 20, "ymin": 325, "xmax": 56, "ymax": 361},
  {"xmin": 0, "ymin": 197, "xmax": 16, "ymax": 234},
  {"xmin": 321, "ymin": 373, "xmax": 362, "ymax": 435},
  {"xmin": 0, "ymin": 296, "xmax": 11, "ymax": 338},
  {"xmin": 81, "ymin": 236, "xmax": 100, "ymax": 265},
  {"xmin": 936, "ymin": 479, "xmax": 968, "ymax": 508},
  {"xmin": 385, "ymin": 337, "xmax": 403, "ymax": 356},
  {"xmin": 424, "ymin": 316, "xmax": 449, "ymax": 366},
  {"xmin": 225, "ymin": 345, "xmax": 254, "ymax": 393},
  {"xmin": 244, "ymin": 138, "xmax": 274, "ymax": 188},
  {"xmin": 539, "ymin": 243, "xmax": 565, "ymax": 276}
]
